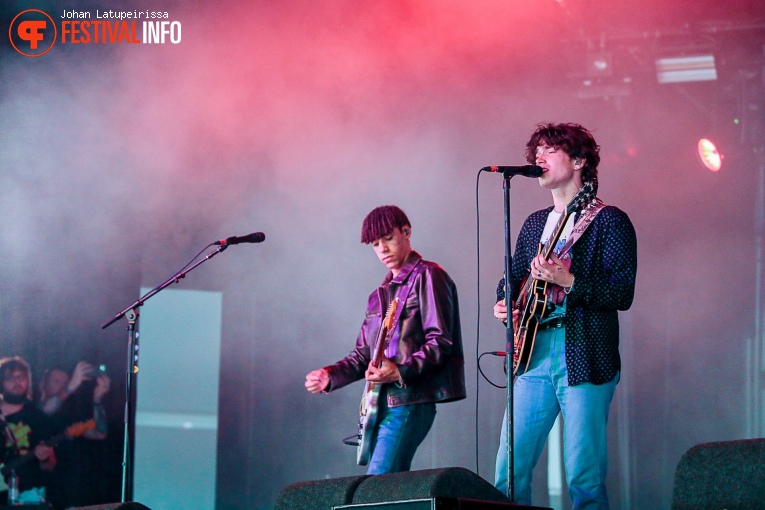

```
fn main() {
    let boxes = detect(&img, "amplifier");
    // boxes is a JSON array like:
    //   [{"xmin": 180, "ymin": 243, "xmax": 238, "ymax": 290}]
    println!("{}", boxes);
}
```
[{"xmin": 334, "ymin": 497, "xmax": 551, "ymax": 510}]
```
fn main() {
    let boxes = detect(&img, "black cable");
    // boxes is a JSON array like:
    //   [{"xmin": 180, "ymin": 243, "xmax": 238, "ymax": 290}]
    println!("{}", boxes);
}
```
[
  {"xmin": 475, "ymin": 169, "xmax": 512, "ymax": 475},
  {"xmin": 475, "ymin": 168, "xmax": 481, "ymax": 474},
  {"xmin": 178, "ymin": 243, "xmax": 217, "ymax": 273},
  {"xmin": 478, "ymin": 352, "xmax": 507, "ymax": 389}
]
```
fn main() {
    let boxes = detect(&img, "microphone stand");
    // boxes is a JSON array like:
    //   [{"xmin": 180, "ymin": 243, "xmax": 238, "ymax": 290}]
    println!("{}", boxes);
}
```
[
  {"xmin": 101, "ymin": 243, "xmax": 229, "ymax": 502},
  {"xmin": 502, "ymin": 172, "xmax": 516, "ymax": 502},
  {"xmin": 484, "ymin": 164, "xmax": 540, "ymax": 501}
]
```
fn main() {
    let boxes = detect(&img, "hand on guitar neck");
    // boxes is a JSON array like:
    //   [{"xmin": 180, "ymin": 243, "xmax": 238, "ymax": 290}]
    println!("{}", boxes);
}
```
[{"xmin": 493, "ymin": 301, "xmax": 519, "ymax": 327}]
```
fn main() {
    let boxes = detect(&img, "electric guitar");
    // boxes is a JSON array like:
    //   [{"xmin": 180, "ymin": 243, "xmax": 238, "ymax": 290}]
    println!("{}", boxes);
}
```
[
  {"xmin": 511, "ymin": 181, "xmax": 597, "ymax": 375},
  {"xmin": 354, "ymin": 297, "xmax": 399, "ymax": 466},
  {"xmin": 0, "ymin": 419, "xmax": 96, "ymax": 478}
]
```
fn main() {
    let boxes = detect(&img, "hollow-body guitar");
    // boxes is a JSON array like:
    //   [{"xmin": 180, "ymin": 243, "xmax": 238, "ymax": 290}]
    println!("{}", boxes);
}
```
[{"xmin": 511, "ymin": 182, "xmax": 596, "ymax": 375}]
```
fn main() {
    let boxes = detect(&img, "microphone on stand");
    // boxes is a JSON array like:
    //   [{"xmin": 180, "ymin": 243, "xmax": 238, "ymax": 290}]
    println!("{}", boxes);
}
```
[
  {"xmin": 481, "ymin": 165, "xmax": 544, "ymax": 178},
  {"xmin": 214, "ymin": 232, "xmax": 266, "ymax": 246}
]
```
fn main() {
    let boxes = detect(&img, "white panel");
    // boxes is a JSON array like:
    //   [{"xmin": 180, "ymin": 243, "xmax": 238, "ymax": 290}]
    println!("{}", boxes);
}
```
[{"xmin": 134, "ymin": 288, "xmax": 222, "ymax": 510}]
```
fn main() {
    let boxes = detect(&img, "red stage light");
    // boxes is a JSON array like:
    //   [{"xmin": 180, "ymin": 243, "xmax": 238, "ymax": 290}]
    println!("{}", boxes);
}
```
[{"xmin": 697, "ymin": 138, "xmax": 722, "ymax": 172}]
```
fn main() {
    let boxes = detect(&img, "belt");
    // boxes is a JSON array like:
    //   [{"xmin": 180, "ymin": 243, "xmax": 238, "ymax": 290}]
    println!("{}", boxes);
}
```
[{"xmin": 537, "ymin": 316, "xmax": 565, "ymax": 331}]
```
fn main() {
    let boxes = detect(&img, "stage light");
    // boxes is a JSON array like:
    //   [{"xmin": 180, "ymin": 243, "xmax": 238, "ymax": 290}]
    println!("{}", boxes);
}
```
[
  {"xmin": 656, "ymin": 55, "xmax": 717, "ymax": 84},
  {"xmin": 697, "ymin": 138, "xmax": 722, "ymax": 172},
  {"xmin": 586, "ymin": 52, "xmax": 612, "ymax": 77}
]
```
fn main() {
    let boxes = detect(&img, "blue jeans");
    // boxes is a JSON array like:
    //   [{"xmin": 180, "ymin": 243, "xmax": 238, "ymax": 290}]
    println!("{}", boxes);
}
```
[
  {"xmin": 367, "ymin": 386, "xmax": 437, "ymax": 474},
  {"xmin": 494, "ymin": 326, "xmax": 618, "ymax": 509}
]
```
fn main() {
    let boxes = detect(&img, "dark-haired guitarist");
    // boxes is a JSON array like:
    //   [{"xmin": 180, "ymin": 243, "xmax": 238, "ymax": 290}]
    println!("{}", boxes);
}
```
[
  {"xmin": 493, "ymin": 123, "xmax": 637, "ymax": 509},
  {"xmin": 305, "ymin": 205, "xmax": 465, "ymax": 474}
]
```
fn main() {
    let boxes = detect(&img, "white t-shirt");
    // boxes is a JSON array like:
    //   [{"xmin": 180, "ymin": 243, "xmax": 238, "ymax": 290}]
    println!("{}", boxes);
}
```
[
  {"xmin": 541, "ymin": 209, "xmax": 576, "ymax": 255},
  {"xmin": 539, "ymin": 210, "xmax": 575, "ymax": 317}
]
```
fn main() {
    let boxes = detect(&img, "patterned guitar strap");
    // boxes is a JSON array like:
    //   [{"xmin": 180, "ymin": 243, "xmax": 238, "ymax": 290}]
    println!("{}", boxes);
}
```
[
  {"xmin": 557, "ymin": 197, "xmax": 607, "ymax": 259},
  {"xmin": 545, "ymin": 197, "xmax": 606, "ymax": 305}
]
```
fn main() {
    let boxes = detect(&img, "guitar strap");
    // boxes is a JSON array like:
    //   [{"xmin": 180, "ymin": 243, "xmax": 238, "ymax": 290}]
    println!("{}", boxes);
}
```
[
  {"xmin": 381, "ymin": 259, "xmax": 423, "ymax": 359},
  {"xmin": 557, "ymin": 198, "xmax": 606, "ymax": 258}
]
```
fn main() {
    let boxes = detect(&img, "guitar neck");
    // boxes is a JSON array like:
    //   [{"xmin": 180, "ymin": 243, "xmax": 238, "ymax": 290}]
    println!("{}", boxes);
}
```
[
  {"xmin": 543, "ymin": 210, "xmax": 571, "ymax": 258},
  {"xmin": 1, "ymin": 430, "xmax": 72, "ymax": 477},
  {"xmin": 369, "ymin": 296, "xmax": 399, "ymax": 369},
  {"xmin": 0, "ymin": 420, "xmax": 95, "ymax": 477},
  {"xmin": 370, "ymin": 331, "xmax": 389, "ymax": 368},
  {"xmin": 516, "ymin": 210, "xmax": 572, "ymax": 305}
]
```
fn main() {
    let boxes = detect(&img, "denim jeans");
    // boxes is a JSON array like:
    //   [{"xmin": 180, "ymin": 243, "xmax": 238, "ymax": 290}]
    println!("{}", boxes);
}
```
[
  {"xmin": 494, "ymin": 326, "xmax": 618, "ymax": 509},
  {"xmin": 367, "ymin": 386, "xmax": 437, "ymax": 474}
]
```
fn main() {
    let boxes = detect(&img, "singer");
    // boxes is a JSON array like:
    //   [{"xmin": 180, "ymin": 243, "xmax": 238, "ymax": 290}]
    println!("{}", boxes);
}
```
[
  {"xmin": 305, "ymin": 205, "xmax": 465, "ymax": 474},
  {"xmin": 492, "ymin": 123, "xmax": 637, "ymax": 509}
]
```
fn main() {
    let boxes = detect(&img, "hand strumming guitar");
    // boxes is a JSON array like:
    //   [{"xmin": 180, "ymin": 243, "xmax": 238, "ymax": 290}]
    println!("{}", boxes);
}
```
[
  {"xmin": 365, "ymin": 358, "xmax": 401, "ymax": 384},
  {"xmin": 493, "ymin": 251, "xmax": 574, "ymax": 324},
  {"xmin": 529, "ymin": 253, "xmax": 574, "ymax": 289}
]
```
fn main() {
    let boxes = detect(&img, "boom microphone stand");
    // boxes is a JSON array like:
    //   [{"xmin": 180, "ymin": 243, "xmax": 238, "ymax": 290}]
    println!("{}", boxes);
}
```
[{"xmin": 100, "ymin": 232, "xmax": 264, "ymax": 502}]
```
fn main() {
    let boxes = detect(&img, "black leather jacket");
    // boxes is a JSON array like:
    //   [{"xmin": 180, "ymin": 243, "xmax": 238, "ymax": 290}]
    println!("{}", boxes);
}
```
[{"xmin": 325, "ymin": 251, "xmax": 466, "ymax": 407}]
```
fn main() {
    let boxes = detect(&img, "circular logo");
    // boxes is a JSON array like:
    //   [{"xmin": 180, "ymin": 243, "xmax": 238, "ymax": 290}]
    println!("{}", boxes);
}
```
[{"xmin": 9, "ymin": 9, "xmax": 57, "ymax": 57}]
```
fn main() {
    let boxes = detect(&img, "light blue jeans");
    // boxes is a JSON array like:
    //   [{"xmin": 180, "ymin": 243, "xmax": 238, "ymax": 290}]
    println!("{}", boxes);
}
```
[
  {"xmin": 494, "ymin": 326, "xmax": 619, "ymax": 509},
  {"xmin": 367, "ymin": 386, "xmax": 437, "ymax": 475}
]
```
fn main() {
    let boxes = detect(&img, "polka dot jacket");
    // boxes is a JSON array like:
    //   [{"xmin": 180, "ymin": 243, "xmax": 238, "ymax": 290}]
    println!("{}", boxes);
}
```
[{"xmin": 499, "ymin": 205, "xmax": 637, "ymax": 386}]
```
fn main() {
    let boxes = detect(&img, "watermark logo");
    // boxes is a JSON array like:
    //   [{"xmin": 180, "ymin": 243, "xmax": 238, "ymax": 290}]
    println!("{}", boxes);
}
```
[
  {"xmin": 9, "ymin": 8, "xmax": 181, "ymax": 57},
  {"xmin": 9, "ymin": 9, "xmax": 57, "ymax": 57}
]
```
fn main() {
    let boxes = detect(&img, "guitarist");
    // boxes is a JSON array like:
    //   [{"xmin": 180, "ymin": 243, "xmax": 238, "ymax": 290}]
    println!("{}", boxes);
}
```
[
  {"xmin": 0, "ymin": 356, "xmax": 56, "ymax": 504},
  {"xmin": 305, "ymin": 205, "xmax": 466, "ymax": 474},
  {"xmin": 492, "ymin": 123, "xmax": 637, "ymax": 509}
]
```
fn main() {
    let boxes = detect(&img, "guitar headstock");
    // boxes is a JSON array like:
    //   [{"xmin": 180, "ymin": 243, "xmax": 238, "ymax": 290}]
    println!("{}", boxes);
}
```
[
  {"xmin": 566, "ymin": 179, "xmax": 598, "ymax": 215},
  {"xmin": 65, "ymin": 419, "xmax": 96, "ymax": 438},
  {"xmin": 383, "ymin": 298, "xmax": 399, "ymax": 330}
]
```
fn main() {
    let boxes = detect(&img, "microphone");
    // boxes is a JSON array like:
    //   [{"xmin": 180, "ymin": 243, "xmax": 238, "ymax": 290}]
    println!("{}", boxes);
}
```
[
  {"xmin": 214, "ymin": 232, "xmax": 266, "ymax": 246},
  {"xmin": 481, "ymin": 165, "xmax": 544, "ymax": 178}
]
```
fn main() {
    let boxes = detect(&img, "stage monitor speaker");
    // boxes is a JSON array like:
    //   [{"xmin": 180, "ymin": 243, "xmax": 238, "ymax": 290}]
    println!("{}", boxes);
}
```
[
  {"xmin": 671, "ymin": 437, "xmax": 765, "ymax": 510},
  {"xmin": 69, "ymin": 503, "xmax": 152, "ymax": 510},
  {"xmin": 275, "ymin": 474, "xmax": 372, "ymax": 510},
  {"xmin": 351, "ymin": 468, "xmax": 508, "ymax": 505},
  {"xmin": 335, "ymin": 497, "xmax": 551, "ymax": 509}
]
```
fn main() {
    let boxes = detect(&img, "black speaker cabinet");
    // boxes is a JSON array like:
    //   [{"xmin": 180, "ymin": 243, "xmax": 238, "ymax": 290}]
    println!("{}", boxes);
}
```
[
  {"xmin": 276, "ymin": 468, "xmax": 551, "ymax": 510},
  {"xmin": 350, "ymin": 467, "xmax": 508, "ymax": 505},
  {"xmin": 672, "ymin": 438, "xmax": 765, "ymax": 510},
  {"xmin": 334, "ymin": 497, "xmax": 551, "ymax": 509},
  {"xmin": 275, "ymin": 475, "xmax": 372, "ymax": 510}
]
